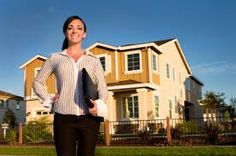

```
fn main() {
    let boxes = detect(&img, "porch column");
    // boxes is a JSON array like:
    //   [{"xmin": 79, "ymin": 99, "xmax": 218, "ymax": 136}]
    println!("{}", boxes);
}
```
[
  {"xmin": 137, "ymin": 88, "xmax": 148, "ymax": 120},
  {"xmin": 107, "ymin": 91, "xmax": 114, "ymax": 121}
]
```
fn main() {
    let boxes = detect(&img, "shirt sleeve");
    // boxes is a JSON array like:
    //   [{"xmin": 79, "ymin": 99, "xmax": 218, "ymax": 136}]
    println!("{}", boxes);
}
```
[
  {"xmin": 33, "ymin": 55, "xmax": 54, "ymax": 103},
  {"xmin": 95, "ymin": 99, "xmax": 108, "ymax": 120},
  {"xmin": 95, "ymin": 59, "xmax": 108, "ymax": 102},
  {"xmin": 94, "ymin": 59, "xmax": 108, "ymax": 119}
]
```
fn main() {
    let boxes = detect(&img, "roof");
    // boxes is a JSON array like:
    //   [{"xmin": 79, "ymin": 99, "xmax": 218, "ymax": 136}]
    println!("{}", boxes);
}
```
[
  {"xmin": 19, "ymin": 54, "xmax": 47, "ymax": 69},
  {"xmin": 121, "ymin": 38, "xmax": 175, "ymax": 47},
  {"xmin": 86, "ymin": 41, "xmax": 164, "ymax": 53},
  {"xmin": 190, "ymin": 75, "xmax": 204, "ymax": 86},
  {"xmin": 0, "ymin": 90, "xmax": 24, "ymax": 100}
]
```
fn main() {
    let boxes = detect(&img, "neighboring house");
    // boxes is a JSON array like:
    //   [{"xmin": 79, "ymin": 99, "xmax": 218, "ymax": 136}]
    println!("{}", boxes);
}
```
[
  {"xmin": 0, "ymin": 90, "xmax": 26, "ymax": 124},
  {"xmin": 20, "ymin": 38, "xmax": 203, "ymax": 122},
  {"xmin": 19, "ymin": 55, "xmax": 55, "ymax": 122}
]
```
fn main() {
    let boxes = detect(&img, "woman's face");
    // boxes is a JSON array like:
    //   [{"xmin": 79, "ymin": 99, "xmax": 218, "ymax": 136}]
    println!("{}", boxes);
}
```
[{"xmin": 65, "ymin": 19, "xmax": 87, "ymax": 45}]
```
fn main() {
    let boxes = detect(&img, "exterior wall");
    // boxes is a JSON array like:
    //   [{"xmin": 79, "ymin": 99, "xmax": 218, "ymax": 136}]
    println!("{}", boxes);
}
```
[
  {"xmin": 25, "ymin": 58, "xmax": 56, "ymax": 99},
  {"xmin": 26, "ymin": 100, "xmax": 53, "ymax": 122},
  {"xmin": 158, "ymin": 41, "xmax": 189, "ymax": 119},
  {"xmin": 0, "ymin": 94, "xmax": 25, "ymax": 124}
]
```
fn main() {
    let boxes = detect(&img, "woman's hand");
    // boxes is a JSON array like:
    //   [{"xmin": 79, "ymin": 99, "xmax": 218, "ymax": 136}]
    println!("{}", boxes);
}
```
[
  {"xmin": 89, "ymin": 99, "xmax": 98, "ymax": 116},
  {"xmin": 52, "ymin": 93, "xmax": 59, "ymax": 103}
]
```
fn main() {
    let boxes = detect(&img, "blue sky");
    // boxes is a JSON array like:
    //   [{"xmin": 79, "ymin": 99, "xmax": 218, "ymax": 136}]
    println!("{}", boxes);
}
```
[{"xmin": 0, "ymin": 0, "xmax": 235, "ymax": 103}]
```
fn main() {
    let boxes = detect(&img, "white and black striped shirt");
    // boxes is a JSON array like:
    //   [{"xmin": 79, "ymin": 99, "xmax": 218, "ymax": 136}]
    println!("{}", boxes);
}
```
[{"xmin": 33, "ymin": 49, "xmax": 108, "ymax": 116}]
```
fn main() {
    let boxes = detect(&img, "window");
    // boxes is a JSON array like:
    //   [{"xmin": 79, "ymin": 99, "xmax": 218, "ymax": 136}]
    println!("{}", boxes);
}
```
[
  {"xmin": 152, "ymin": 54, "xmax": 158, "ymax": 72},
  {"xmin": 166, "ymin": 63, "xmax": 170, "ymax": 78},
  {"xmin": 175, "ymin": 96, "xmax": 178, "ymax": 114},
  {"xmin": 127, "ymin": 53, "xmax": 140, "ymax": 71},
  {"xmin": 34, "ymin": 68, "xmax": 41, "ymax": 77},
  {"xmin": 16, "ymin": 101, "xmax": 20, "ymax": 110},
  {"xmin": 128, "ymin": 96, "xmax": 139, "ymax": 118},
  {"xmin": 179, "ymin": 72, "xmax": 182, "ymax": 84},
  {"xmin": 32, "ymin": 68, "xmax": 41, "ymax": 97},
  {"xmin": 99, "ymin": 56, "xmax": 106, "ymax": 71},
  {"xmin": 154, "ymin": 96, "xmax": 159, "ymax": 117},
  {"xmin": 185, "ymin": 78, "xmax": 191, "ymax": 91},
  {"xmin": 122, "ymin": 95, "xmax": 139, "ymax": 119},
  {"xmin": 97, "ymin": 54, "xmax": 111, "ymax": 74},
  {"xmin": 5, "ymin": 100, "xmax": 9, "ymax": 107},
  {"xmin": 168, "ymin": 99, "xmax": 172, "ymax": 118},
  {"xmin": 172, "ymin": 68, "xmax": 175, "ymax": 81},
  {"xmin": 0, "ymin": 100, "xmax": 4, "ymax": 107}
]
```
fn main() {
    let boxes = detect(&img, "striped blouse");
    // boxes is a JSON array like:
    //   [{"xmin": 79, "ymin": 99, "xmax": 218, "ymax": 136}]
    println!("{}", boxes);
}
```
[{"xmin": 33, "ymin": 49, "xmax": 108, "ymax": 116}]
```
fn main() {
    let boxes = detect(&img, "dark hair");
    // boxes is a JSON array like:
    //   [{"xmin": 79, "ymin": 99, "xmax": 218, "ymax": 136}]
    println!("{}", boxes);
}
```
[{"xmin": 62, "ymin": 16, "xmax": 87, "ymax": 50}]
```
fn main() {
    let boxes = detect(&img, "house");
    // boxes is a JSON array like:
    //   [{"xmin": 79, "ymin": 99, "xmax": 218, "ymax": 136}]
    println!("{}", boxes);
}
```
[
  {"xmin": 0, "ymin": 90, "xmax": 26, "ymax": 124},
  {"xmin": 19, "ymin": 38, "xmax": 203, "ymax": 122}
]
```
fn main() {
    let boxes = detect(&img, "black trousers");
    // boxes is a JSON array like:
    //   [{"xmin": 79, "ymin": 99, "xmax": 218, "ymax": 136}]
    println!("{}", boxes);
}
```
[{"xmin": 53, "ymin": 113, "xmax": 100, "ymax": 156}]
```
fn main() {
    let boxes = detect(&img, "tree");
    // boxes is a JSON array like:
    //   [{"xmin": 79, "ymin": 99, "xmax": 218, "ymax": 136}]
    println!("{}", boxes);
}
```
[
  {"xmin": 228, "ymin": 96, "xmax": 236, "ymax": 117},
  {"xmin": 3, "ymin": 109, "xmax": 16, "ymax": 128},
  {"xmin": 201, "ymin": 91, "xmax": 226, "ymax": 124}
]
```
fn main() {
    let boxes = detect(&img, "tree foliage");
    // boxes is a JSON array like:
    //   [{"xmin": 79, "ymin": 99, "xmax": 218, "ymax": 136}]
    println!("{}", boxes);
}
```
[
  {"xmin": 3, "ymin": 109, "xmax": 16, "ymax": 128},
  {"xmin": 201, "ymin": 91, "xmax": 226, "ymax": 111}
]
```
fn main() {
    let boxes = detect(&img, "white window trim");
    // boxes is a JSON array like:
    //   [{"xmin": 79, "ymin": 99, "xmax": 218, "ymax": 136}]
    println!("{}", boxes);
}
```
[
  {"xmin": 124, "ymin": 50, "xmax": 143, "ymax": 74},
  {"xmin": 166, "ymin": 62, "xmax": 171, "ymax": 79},
  {"xmin": 96, "ymin": 54, "xmax": 111, "ymax": 75},
  {"xmin": 34, "ymin": 67, "xmax": 41, "ymax": 77},
  {"xmin": 153, "ymin": 92, "xmax": 160, "ymax": 119},
  {"xmin": 168, "ymin": 97, "xmax": 173, "ymax": 118},
  {"xmin": 120, "ymin": 93, "xmax": 139, "ymax": 120},
  {"xmin": 152, "ymin": 52, "xmax": 159, "ymax": 74}
]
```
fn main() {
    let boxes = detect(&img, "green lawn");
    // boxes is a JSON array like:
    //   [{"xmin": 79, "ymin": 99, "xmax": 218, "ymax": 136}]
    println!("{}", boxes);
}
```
[{"xmin": 0, "ymin": 146, "xmax": 235, "ymax": 156}]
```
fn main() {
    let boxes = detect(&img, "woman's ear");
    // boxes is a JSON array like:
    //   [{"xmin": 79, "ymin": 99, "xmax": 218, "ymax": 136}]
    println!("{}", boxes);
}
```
[{"xmin": 82, "ymin": 32, "xmax": 87, "ymax": 39}]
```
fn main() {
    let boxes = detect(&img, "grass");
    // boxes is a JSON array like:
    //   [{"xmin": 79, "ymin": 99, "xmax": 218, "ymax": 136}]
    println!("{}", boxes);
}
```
[{"xmin": 0, "ymin": 146, "xmax": 235, "ymax": 156}]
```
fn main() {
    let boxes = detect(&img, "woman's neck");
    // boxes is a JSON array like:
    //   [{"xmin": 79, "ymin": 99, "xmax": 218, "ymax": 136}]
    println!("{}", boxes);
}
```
[
  {"xmin": 66, "ymin": 44, "xmax": 84, "ymax": 62},
  {"xmin": 67, "ymin": 43, "xmax": 83, "ymax": 54}
]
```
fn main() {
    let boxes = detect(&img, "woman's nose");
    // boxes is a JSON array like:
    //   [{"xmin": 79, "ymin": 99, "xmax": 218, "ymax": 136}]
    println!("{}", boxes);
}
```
[{"xmin": 72, "ymin": 28, "xmax": 77, "ymax": 33}]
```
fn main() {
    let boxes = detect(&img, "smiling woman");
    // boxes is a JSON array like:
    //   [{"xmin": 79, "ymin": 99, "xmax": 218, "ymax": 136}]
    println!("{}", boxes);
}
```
[{"xmin": 32, "ymin": 15, "xmax": 108, "ymax": 156}]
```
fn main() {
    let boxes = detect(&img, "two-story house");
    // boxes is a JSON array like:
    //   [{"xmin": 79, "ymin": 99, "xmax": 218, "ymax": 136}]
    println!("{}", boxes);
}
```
[
  {"xmin": 0, "ymin": 90, "xmax": 26, "ymax": 124},
  {"xmin": 20, "ymin": 38, "xmax": 203, "ymax": 122}
]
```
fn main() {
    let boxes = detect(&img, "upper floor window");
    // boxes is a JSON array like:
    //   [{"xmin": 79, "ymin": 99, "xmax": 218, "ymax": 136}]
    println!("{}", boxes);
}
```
[
  {"xmin": 99, "ymin": 56, "xmax": 106, "ymax": 71},
  {"xmin": 166, "ymin": 63, "xmax": 170, "ymax": 78},
  {"xmin": 124, "ymin": 50, "xmax": 142, "ymax": 74},
  {"xmin": 152, "ymin": 53, "xmax": 158, "ymax": 72},
  {"xmin": 128, "ymin": 53, "xmax": 140, "ymax": 71},
  {"xmin": 34, "ymin": 68, "xmax": 41, "ymax": 77},
  {"xmin": 0, "ymin": 100, "xmax": 4, "ymax": 107},
  {"xmin": 185, "ymin": 78, "xmax": 191, "ymax": 91},
  {"xmin": 96, "ymin": 54, "xmax": 111, "ymax": 74},
  {"xmin": 172, "ymin": 68, "xmax": 175, "ymax": 81},
  {"xmin": 5, "ymin": 100, "xmax": 9, "ymax": 107},
  {"xmin": 16, "ymin": 101, "xmax": 20, "ymax": 110}
]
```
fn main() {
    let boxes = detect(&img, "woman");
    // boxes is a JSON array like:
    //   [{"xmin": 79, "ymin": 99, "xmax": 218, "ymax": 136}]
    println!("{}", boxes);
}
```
[{"xmin": 33, "ymin": 16, "xmax": 108, "ymax": 156}]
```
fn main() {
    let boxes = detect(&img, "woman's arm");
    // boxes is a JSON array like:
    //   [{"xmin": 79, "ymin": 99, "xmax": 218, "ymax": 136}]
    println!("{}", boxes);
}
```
[{"xmin": 33, "ymin": 55, "xmax": 55, "ymax": 104}]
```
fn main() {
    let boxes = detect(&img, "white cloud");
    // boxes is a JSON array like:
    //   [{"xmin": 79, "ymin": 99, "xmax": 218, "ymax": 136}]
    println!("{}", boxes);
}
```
[{"xmin": 191, "ymin": 61, "xmax": 236, "ymax": 75}]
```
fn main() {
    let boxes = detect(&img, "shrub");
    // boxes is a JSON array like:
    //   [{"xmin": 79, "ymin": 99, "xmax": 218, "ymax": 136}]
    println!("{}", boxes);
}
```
[
  {"xmin": 23, "ymin": 117, "xmax": 53, "ymax": 144},
  {"xmin": 5, "ymin": 129, "xmax": 17, "ymax": 145},
  {"xmin": 204, "ymin": 124, "xmax": 221, "ymax": 144}
]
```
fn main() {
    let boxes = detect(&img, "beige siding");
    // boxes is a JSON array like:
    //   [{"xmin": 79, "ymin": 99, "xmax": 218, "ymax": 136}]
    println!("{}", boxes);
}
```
[{"xmin": 25, "ymin": 58, "xmax": 56, "ymax": 97}]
